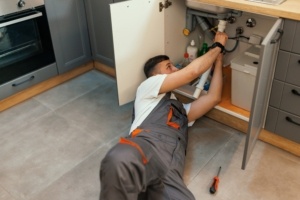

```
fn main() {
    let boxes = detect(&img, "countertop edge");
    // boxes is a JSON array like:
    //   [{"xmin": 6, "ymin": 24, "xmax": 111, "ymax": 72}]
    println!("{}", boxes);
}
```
[{"xmin": 191, "ymin": 0, "xmax": 300, "ymax": 21}]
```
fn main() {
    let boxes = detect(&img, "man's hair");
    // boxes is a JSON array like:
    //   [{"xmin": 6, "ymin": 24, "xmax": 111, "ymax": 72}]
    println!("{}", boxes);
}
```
[{"xmin": 144, "ymin": 55, "xmax": 169, "ymax": 78}]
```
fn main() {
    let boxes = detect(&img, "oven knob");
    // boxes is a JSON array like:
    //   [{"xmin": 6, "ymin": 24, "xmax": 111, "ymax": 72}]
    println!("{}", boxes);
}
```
[{"xmin": 18, "ymin": 0, "xmax": 26, "ymax": 8}]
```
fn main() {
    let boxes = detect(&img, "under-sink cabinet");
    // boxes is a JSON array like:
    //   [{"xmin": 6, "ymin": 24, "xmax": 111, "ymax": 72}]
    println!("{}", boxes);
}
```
[
  {"xmin": 265, "ymin": 19, "xmax": 300, "ymax": 143},
  {"xmin": 110, "ymin": 0, "xmax": 283, "ymax": 169}
]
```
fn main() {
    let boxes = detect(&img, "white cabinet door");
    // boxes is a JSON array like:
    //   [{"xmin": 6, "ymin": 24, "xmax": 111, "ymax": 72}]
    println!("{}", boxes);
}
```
[
  {"xmin": 110, "ymin": 0, "xmax": 186, "ymax": 105},
  {"xmin": 110, "ymin": 0, "xmax": 164, "ymax": 105},
  {"xmin": 242, "ymin": 18, "xmax": 283, "ymax": 169}
]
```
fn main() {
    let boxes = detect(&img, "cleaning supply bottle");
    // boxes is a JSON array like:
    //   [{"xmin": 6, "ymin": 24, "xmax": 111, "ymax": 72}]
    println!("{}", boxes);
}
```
[
  {"xmin": 187, "ymin": 40, "xmax": 198, "ymax": 62},
  {"xmin": 176, "ymin": 52, "xmax": 190, "ymax": 69},
  {"xmin": 198, "ymin": 42, "xmax": 208, "ymax": 57}
]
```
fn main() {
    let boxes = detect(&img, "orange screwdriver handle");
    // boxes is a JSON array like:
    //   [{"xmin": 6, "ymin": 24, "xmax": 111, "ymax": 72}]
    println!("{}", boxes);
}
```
[{"xmin": 209, "ymin": 176, "xmax": 220, "ymax": 194}]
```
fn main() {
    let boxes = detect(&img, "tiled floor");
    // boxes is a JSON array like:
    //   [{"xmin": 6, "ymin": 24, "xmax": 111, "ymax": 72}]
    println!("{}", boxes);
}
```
[{"xmin": 0, "ymin": 70, "xmax": 299, "ymax": 200}]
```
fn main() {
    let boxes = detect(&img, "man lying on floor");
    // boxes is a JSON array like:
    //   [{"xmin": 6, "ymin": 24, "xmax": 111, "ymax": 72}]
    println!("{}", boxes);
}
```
[{"xmin": 100, "ymin": 31, "xmax": 228, "ymax": 200}]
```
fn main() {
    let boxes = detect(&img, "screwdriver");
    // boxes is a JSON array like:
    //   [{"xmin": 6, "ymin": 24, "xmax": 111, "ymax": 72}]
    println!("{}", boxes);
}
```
[{"xmin": 209, "ymin": 166, "xmax": 221, "ymax": 194}]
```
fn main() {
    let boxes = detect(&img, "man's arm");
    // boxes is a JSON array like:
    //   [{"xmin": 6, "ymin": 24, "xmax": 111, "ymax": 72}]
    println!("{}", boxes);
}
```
[
  {"xmin": 187, "ymin": 53, "xmax": 224, "ymax": 122},
  {"xmin": 159, "ymin": 32, "xmax": 228, "ymax": 94}
]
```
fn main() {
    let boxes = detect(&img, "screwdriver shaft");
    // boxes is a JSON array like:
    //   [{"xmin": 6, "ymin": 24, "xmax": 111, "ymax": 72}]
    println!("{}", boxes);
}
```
[{"xmin": 216, "ymin": 166, "xmax": 221, "ymax": 176}]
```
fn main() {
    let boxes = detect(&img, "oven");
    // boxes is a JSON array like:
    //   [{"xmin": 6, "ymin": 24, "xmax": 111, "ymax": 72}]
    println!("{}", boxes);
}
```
[{"xmin": 0, "ymin": 0, "xmax": 57, "ymax": 100}]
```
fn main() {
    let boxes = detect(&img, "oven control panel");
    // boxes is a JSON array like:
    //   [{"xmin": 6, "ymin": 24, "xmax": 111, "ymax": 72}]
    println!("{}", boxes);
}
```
[
  {"xmin": 18, "ymin": 0, "xmax": 26, "ymax": 8},
  {"xmin": 0, "ymin": 0, "xmax": 44, "ymax": 17}
]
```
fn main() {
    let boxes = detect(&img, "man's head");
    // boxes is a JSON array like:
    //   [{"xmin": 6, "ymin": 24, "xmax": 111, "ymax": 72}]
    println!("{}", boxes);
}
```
[{"xmin": 144, "ymin": 55, "xmax": 178, "ymax": 78}]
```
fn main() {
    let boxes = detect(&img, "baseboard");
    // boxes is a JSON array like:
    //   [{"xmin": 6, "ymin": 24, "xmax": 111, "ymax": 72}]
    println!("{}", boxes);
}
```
[
  {"xmin": 94, "ymin": 61, "xmax": 116, "ymax": 78},
  {"xmin": 259, "ymin": 129, "xmax": 300, "ymax": 157}
]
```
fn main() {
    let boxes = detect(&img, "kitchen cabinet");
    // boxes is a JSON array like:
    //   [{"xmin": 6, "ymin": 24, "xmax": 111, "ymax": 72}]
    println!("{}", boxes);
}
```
[
  {"xmin": 85, "ymin": 0, "xmax": 127, "ymax": 67},
  {"xmin": 85, "ymin": 0, "xmax": 114, "ymax": 67},
  {"xmin": 110, "ymin": 0, "xmax": 283, "ymax": 169},
  {"xmin": 265, "ymin": 19, "xmax": 300, "ymax": 144},
  {"xmin": 45, "ymin": 0, "xmax": 92, "ymax": 74}
]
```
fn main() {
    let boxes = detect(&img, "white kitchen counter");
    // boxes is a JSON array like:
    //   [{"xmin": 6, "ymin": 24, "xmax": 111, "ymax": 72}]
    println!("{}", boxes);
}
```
[{"xmin": 189, "ymin": 0, "xmax": 300, "ymax": 20}]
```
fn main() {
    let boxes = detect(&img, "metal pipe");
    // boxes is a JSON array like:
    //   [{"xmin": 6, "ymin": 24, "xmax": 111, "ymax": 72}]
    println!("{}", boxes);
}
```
[
  {"xmin": 195, "ymin": 16, "xmax": 215, "ymax": 41},
  {"xmin": 187, "ymin": 8, "xmax": 243, "ymax": 20},
  {"xmin": 184, "ymin": 12, "xmax": 194, "ymax": 34},
  {"xmin": 187, "ymin": 8, "xmax": 227, "ymax": 20}
]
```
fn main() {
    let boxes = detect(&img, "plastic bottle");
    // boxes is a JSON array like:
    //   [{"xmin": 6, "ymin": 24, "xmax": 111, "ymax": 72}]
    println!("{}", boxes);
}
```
[
  {"xmin": 198, "ymin": 42, "xmax": 208, "ymax": 57},
  {"xmin": 187, "ymin": 40, "xmax": 198, "ymax": 62},
  {"xmin": 176, "ymin": 52, "xmax": 190, "ymax": 69}
]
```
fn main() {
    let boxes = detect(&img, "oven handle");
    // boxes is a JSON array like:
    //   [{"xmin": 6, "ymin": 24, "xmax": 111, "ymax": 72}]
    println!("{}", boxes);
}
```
[
  {"xmin": 0, "ymin": 11, "xmax": 43, "ymax": 28},
  {"xmin": 12, "ymin": 76, "xmax": 35, "ymax": 87}
]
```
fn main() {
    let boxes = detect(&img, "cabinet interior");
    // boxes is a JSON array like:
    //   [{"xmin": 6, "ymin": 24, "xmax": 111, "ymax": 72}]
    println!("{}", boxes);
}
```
[
  {"xmin": 175, "ymin": 65, "xmax": 250, "ymax": 120},
  {"xmin": 170, "ymin": 8, "xmax": 279, "ymax": 122},
  {"xmin": 219, "ymin": 66, "xmax": 250, "ymax": 119}
]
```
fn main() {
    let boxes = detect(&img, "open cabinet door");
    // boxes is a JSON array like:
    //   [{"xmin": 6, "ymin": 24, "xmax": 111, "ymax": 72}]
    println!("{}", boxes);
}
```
[
  {"xmin": 110, "ymin": 0, "xmax": 165, "ymax": 105},
  {"xmin": 164, "ymin": 0, "xmax": 188, "ymax": 62},
  {"xmin": 242, "ymin": 18, "xmax": 283, "ymax": 169}
]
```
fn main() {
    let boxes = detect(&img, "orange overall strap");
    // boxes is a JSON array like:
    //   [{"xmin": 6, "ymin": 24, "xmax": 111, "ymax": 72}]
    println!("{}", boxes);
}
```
[
  {"xmin": 119, "ymin": 137, "xmax": 148, "ymax": 165},
  {"xmin": 131, "ymin": 128, "xmax": 150, "ymax": 138},
  {"xmin": 166, "ymin": 107, "xmax": 180, "ymax": 129},
  {"xmin": 131, "ymin": 128, "xmax": 143, "ymax": 138}
]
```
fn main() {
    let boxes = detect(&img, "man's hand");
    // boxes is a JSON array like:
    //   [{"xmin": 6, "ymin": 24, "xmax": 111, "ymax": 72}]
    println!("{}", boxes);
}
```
[{"xmin": 214, "ymin": 32, "xmax": 228, "ymax": 46}]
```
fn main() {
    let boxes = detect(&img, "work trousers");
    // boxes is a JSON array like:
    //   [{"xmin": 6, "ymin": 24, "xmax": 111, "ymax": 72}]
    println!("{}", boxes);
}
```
[{"xmin": 100, "ymin": 94, "xmax": 195, "ymax": 200}]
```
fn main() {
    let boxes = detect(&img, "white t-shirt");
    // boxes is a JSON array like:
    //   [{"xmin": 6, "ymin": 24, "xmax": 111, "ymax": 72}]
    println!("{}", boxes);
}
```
[{"xmin": 129, "ymin": 74, "xmax": 193, "ymax": 133}]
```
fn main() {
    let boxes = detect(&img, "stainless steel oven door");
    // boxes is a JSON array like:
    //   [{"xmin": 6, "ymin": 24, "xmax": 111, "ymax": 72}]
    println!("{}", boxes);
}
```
[{"xmin": 0, "ymin": 10, "xmax": 43, "ymax": 68}]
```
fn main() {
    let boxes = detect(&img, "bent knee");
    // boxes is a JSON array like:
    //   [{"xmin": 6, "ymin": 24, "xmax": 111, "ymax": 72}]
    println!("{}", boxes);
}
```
[
  {"xmin": 101, "ymin": 143, "xmax": 142, "ymax": 171},
  {"xmin": 100, "ymin": 143, "xmax": 146, "ymax": 185}
]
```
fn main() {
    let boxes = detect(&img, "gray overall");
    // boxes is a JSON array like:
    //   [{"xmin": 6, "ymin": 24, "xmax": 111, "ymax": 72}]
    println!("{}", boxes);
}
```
[{"xmin": 100, "ymin": 93, "xmax": 195, "ymax": 200}]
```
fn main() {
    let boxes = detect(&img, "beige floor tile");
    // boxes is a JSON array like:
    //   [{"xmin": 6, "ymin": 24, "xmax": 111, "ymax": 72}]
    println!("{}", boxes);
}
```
[
  {"xmin": 34, "ymin": 70, "xmax": 112, "ymax": 110},
  {"xmin": 0, "ymin": 112, "xmax": 102, "ymax": 200},
  {"xmin": 0, "ymin": 99, "xmax": 50, "ymax": 135},
  {"xmin": 187, "ymin": 133, "xmax": 300, "ymax": 200},
  {"xmin": 55, "ymin": 84, "xmax": 133, "ymax": 143},
  {"xmin": 29, "ymin": 146, "xmax": 109, "ymax": 200},
  {"xmin": 1, "ymin": 70, "xmax": 299, "ymax": 200},
  {"xmin": 184, "ymin": 117, "xmax": 237, "ymax": 184},
  {"xmin": 0, "ymin": 187, "xmax": 15, "ymax": 200}
]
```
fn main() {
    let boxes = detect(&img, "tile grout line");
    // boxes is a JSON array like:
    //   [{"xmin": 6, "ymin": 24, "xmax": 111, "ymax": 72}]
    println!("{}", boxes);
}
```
[
  {"xmin": 186, "ymin": 133, "xmax": 237, "ymax": 186},
  {"xmin": 28, "ymin": 143, "xmax": 108, "ymax": 200},
  {"xmin": 0, "ymin": 183, "xmax": 18, "ymax": 200},
  {"xmin": 33, "ymin": 84, "xmax": 103, "ymax": 112}
]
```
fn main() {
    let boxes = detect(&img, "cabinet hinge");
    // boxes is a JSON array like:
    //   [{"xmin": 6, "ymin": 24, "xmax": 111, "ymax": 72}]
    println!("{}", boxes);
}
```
[
  {"xmin": 159, "ymin": 0, "xmax": 172, "ymax": 12},
  {"xmin": 271, "ymin": 29, "xmax": 284, "ymax": 44}
]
